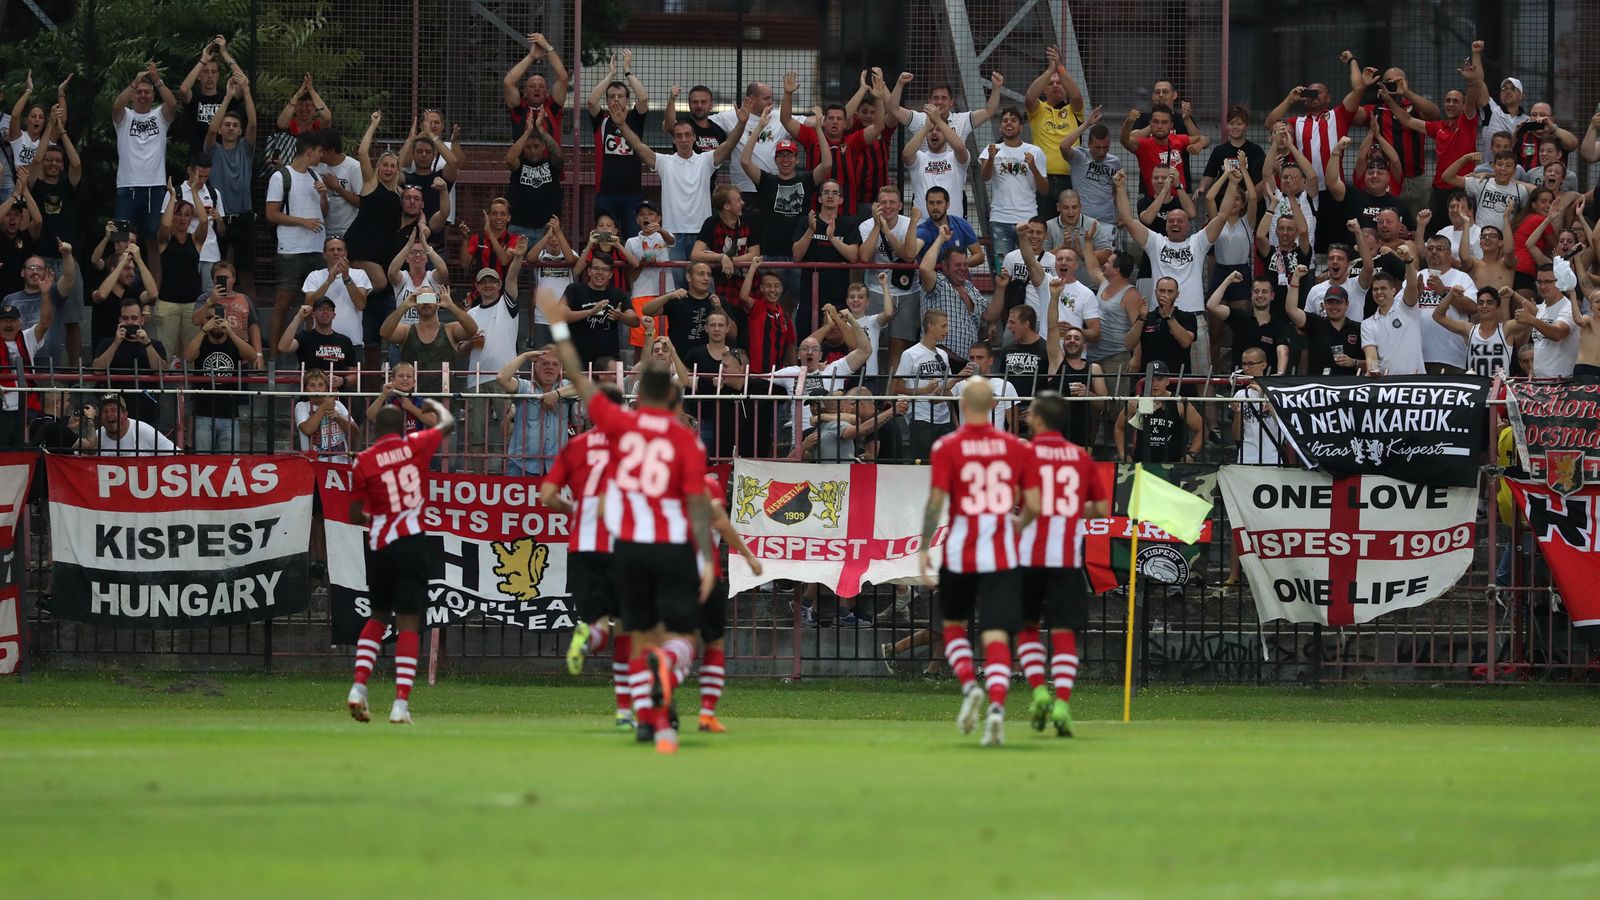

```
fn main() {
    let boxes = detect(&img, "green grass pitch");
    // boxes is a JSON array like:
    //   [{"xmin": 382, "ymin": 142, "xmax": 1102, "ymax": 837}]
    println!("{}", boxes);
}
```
[{"xmin": 3, "ymin": 674, "xmax": 1598, "ymax": 899}]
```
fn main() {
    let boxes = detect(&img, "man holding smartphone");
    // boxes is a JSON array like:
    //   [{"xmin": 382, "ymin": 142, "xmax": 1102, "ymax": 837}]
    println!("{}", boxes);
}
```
[
  {"xmin": 562, "ymin": 254, "xmax": 639, "ymax": 367},
  {"xmin": 91, "ymin": 298, "xmax": 169, "ymax": 427},
  {"xmin": 191, "ymin": 261, "xmax": 262, "ymax": 365},
  {"xmin": 182, "ymin": 301, "xmax": 255, "ymax": 451}
]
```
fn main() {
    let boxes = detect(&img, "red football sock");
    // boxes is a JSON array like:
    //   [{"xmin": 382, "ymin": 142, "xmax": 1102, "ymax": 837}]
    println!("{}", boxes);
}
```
[
  {"xmin": 352, "ymin": 619, "xmax": 385, "ymax": 686},
  {"xmin": 611, "ymin": 633, "xmax": 633, "ymax": 713},
  {"xmin": 700, "ymin": 646, "xmax": 726, "ymax": 716},
  {"xmin": 661, "ymin": 637, "xmax": 694, "ymax": 687},
  {"xmin": 394, "ymin": 630, "xmax": 420, "ymax": 701},
  {"xmin": 1017, "ymin": 626, "xmax": 1047, "ymax": 690},
  {"xmin": 586, "ymin": 622, "xmax": 610, "ymax": 654},
  {"xmin": 1051, "ymin": 630, "xmax": 1079, "ymax": 703},
  {"xmin": 942, "ymin": 625, "xmax": 977, "ymax": 687},
  {"xmin": 983, "ymin": 640, "xmax": 1012, "ymax": 706}
]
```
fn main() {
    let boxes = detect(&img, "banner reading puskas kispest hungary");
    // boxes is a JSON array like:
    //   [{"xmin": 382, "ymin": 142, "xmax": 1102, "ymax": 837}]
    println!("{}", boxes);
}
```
[
  {"xmin": 319, "ymin": 464, "xmax": 576, "ymax": 643},
  {"xmin": 1261, "ymin": 375, "xmax": 1489, "ymax": 487},
  {"xmin": 0, "ymin": 453, "xmax": 36, "ymax": 675},
  {"xmin": 46, "ymin": 455, "xmax": 312, "ymax": 628},
  {"xmin": 1218, "ymin": 467, "xmax": 1476, "ymax": 627}
]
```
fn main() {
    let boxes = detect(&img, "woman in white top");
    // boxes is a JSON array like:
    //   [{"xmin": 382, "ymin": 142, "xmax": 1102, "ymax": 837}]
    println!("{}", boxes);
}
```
[
  {"xmin": 526, "ymin": 217, "xmax": 578, "ymax": 348},
  {"xmin": 1204, "ymin": 165, "xmax": 1256, "ymax": 303},
  {"xmin": 7, "ymin": 73, "xmax": 51, "ymax": 188}
]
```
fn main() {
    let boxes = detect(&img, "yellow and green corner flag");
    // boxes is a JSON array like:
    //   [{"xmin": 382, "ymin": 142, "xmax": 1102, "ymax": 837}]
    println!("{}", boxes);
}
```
[
  {"xmin": 1122, "ymin": 464, "xmax": 1214, "ymax": 722},
  {"xmin": 1129, "ymin": 463, "xmax": 1213, "ymax": 545}
]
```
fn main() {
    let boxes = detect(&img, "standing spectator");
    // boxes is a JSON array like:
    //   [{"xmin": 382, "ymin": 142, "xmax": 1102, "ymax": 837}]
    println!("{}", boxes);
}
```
[
  {"xmin": 5, "ymin": 72, "xmax": 53, "ymax": 197},
  {"xmin": 644, "ymin": 262, "xmax": 721, "ymax": 360},
  {"xmin": 315, "ymin": 131, "xmax": 364, "ymax": 240},
  {"xmin": 662, "ymin": 84, "xmax": 727, "ymax": 154},
  {"xmin": 952, "ymin": 342, "xmax": 1021, "ymax": 431},
  {"xmin": 30, "ymin": 104, "xmax": 84, "ymax": 366},
  {"xmin": 191, "ymin": 261, "xmax": 261, "ymax": 364},
  {"xmin": 302, "ymin": 238, "xmax": 370, "ymax": 370},
  {"xmin": 791, "ymin": 180, "xmax": 857, "ymax": 329},
  {"xmin": 737, "ymin": 258, "xmax": 797, "ymax": 374},
  {"xmin": 1527, "ymin": 138, "xmax": 1579, "ymax": 193},
  {"xmin": 1230, "ymin": 348, "xmax": 1283, "ymax": 465},
  {"xmin": 1265, "ymin": 79, "xmax": 1353, "ymax": 194},
  {"xmin": 1083, "ymin": 252, "xmax": 1145, "ymax": 394},
  {"xmin": 1114, "ymin": 361, "xmax": 1202, "ymax": 463},
  {"xmin": 995, "ymin": 304, "xmax": 1050, "ymax": 400},
  {"xmin": 1378, "ymin": 52, "xmax": 1488, "ymax": 231},
  {"xmin": 1201, "ymin": 105, "xmax": 1267, "ymax": 195},
  {"xmin": 919, "ymin": 226, "xmax": 989, "ymax": 357},
  {"xmin": 111, "ymin": 63, "xmax": 178, "ymax": 240},
  {"xmin": 1207, "ymin": 273, "xmax": 1293, "ymax": 374},
  {"xmin": 1121, "ymin": 103, "xmax": 1208, "ymax": 198},
  {"xmin": 571, "ymin": 212, "xmax": 635, "ymax": 294},
  {"xmin": 1058, "ymin": 109, "xmax": 1124, "ymax": 228},
  {"xmin": 527, "ymin": 220, "xmax": 578, "ymax": 349},
  {"xmin": 276, "ymin": 297, "xmax": 356, "ymax": 381},
  {"xmin": 464, "ymin": 262, "xmax": 525, "ymax": 391},
  {"xmin": 0, "ymin": 187, "xmax": 40, "ymax": 300},
  {"xmin": 0, "ymin": 294, "xmax": 51, "ymax": 448},
  {"xmin": 264, "ymin": 133, "xmax": 327, "ymax": 349},
  {"xmin": 90, "ymin": 240, "xmax": 156, "ymax": 351},
  {"xmin": 891, "ymin": 309, "xmax": 955, "ymax": 460},
  {"xmin": 1341, "ymin": 54, "xmax": 1434, "ymax": 198},
  {"xmin": 562, "ymin": 255, "xmax": 639, "ymax": 368},
  {"xmin": 895, "ymin": 188, "xmax": 982, "ymax": 374},
  {"xmin": 742, "ymin": 123, "xmax": 829, "ymax": 307},
  {"xmin": 625, "ymin": 201, "xmax": 674, "ymax": 359},
  {"xmin": 1304, "ymin": 226, "xmax": 1373, "ymax": 322},
  {"xmin": 1044, "ymin": 191, "xmax": 1112, "ymax": 285},
  {"xmin": 1113, "ymin": 169, "xmax": 1232, "ymax": 375},
  {"xmin": 495, "ymin": 349, "xmax": 574, "ymax": 477},
  {"xmin": 1480, "ymin": 73, "xmax": 1529, "ymax": 158},
  {"xmin": 294, "ymin": 368, "xmax": 353, "ymax": 463},
  {"xmin": 88, "ymin": 392, "xmax": 175, "ymax": 457},
  {"xmin": 1040, "ymin": 247, "xmax": 1101, "ymax": 345},
  {"xmin": 895, "ymin": 72, "xmax": 1004, "ymax": 147},
  {"xmin": 615, "ymin": 98, "xmax": 747, "ymax": 277},
  {"xmin": 1407, "ymin": 234, "xmax": 1478, "ymax": 373},
  {"xmin": 1043, "ymin": 310, "xmax": 1107, "ymax": 448},
  {"xmin": 502, "ymin": 32, "xmax": 570, "ymax": 138},
  {"xmin": 702, "ymin": 82, "xmax": 779, "ymax": 207},
  {"xmin": 182, "ymin": 306, "xmax": 255, "ymax": 452},
  {"xmin": 1506, "ymin": 265, "xmax": 1578, "ymax": 378},
  {"xmin": 1288, "ymin": 271, "xmax": 1363, "ymax": 376},
  {"xmin": 172, "ymin": 154, "xmax": 225, "ymax": 290},
  {"xmin": 205, "ymin": 76, "xmax": 258, "ymax": 299},
  {"xmin": 178, "ymin": 36, "xmax": 246, "ymax": 146},
  {"xmin": 1511, "ymin": 103, "xmax": 1578, "ymax": 175},
  {"xmin": 860, "ymin": 186, "xmax": 920, "ymax": 317},
  {"xmin": 692, "ymin": 187, "xmax": 761, "ymax": 338},
  {"xmin": 91, "ymin": 298, "xmax": 168, "ymax": 426},
  {"xmin": 397, "ymin": 121, "xmax": 458, "ymax": 231},
  {"xmin": 3, "ymin": 243, "xmax": 75, "ymax": 369},
  {"xmin": 1510, "ymin": 188, "xmax": 1558, "ymax": 297},
  {"xmin": 265, "ymin": 75, "xmax": 331, "ymax": 169},
  {"xmin": 379, "ymin": 285, "xmax": 478, "ymax": 397},
  {"xmin": 365, "ymin": 362, "xmax": 439, "ymax": 438},
  {"xmin": 1361, "ymin": 256, "xmax": 1425, "ymax": 376},
  {"xmin": 1128, "ymin": 278, "xmax": 1196, "ymax": 376},
  {"xmin": 1023, "ymin": 46, "xmax": 1085, "ymax": 219},
  {"xmin": 505, "ymin": 105, "xmax": 563, "ymax": 245},
  {"xmin": 902, "ymin": 106, "xmax": 970, "ymax": 221},
  {"xmin": 1324, "ymin": 136, "xmax": 1411, "ymax": 234},
  {"xmin": 458, "ymin": 199, "xmax": 522, "ymax": 284},
  {"xmin": 152, "ymin": 182, "xmax": 208, "ymax": 358},
  {"xmin": 1431, "ymin": 286, "xmax": 1511, "ymax": 379},
  {"xmin": 1203, "ymin": 166, "xmax": 1258, "ymax": 307},
  {"xmin": 586, "ymin": 55, "xmax": 650, "ymax": 237},
  {"xmin": 978, "ymin": 108, "xmax": 1049, "ymax": 269}
]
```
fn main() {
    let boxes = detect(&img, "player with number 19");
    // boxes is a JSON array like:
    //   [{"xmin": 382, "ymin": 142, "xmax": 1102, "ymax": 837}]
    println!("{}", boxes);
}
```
[
  {"xmin": 345, "ymin": 398, "xmax": 455, "ymax": 725},
  {"xmin": 919, "ymin": 377, "xmax": 1040, "ymax": 747},
  {"xmin": 1016, "ymin": 390, "xmax": 1109, "ymax": 737}
]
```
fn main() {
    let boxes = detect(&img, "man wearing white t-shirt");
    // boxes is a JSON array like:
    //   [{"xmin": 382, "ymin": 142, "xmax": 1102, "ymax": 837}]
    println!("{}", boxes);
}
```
[
  {"xmin": 891, "ymin": 308, "xmax": 957, "ymax": 461},
  {"xmin": 893, "ymin": 76, "xmax": 1003, "ymax": 144},
  {"xmin": 465, "ymin": 268, "xmax": 521, "ymax": 387},
  {"xmin": 977, "ymin": 108, "xmax": 1048, "ymax": 270},
  {"xmin": 709, "ymin": 82, "xmax": 780, "ymax": 198},
  {"xmin": 902, "ymin": 110, "xmax": 970, "ymax": 220},
  {"xmin": 765, "ymin": 317, "xmax": 872, "ymax": 434},
  {"xmin": 1112, "ymin": 169, "xmax": 1230, "ymax": 374},
  {"xmin": 312, "ymin": 131, "xmax": 364, "ymax": 239},
  {"xmin": 1304, "ymin": 234, "xmax": 1372, "ymax": 323},
  {"xmin": 301, "ymin": 238, "xmax": 372, "ymax": 353},
  {"xmin": 89, "ymin": 392, "xmax": 176, "ymax": 457},
  {"xmin": 859, "ymin": 185, "xmax": 919, "ymax": 317},
  {"xmin": 111, "ymin": 63, "xmax": 179, "ymax": 240},
  {"xmin": 1361, "ymin": 263, "xmax": 1425, "ymax": 376},
  {"xmin": 1505, "ymin": 266, "xmax": 1578, "ymax": 378},
  {"xmin": 614, "ymin": 101, "xmax": 747, "ymax": 279},
  {"xmin": 265, "ymin": 134, "xmax": 327, "ymax": 349},
  {"xmin": 1404, "ymin": 234, "xmax": 1477, "ymax": 373},
  {"xmin": 1039, "ymin": 247, "xmax": 1101, "ymax": 343},
  {"xmin": 994, "ymin": 224, "xmax": 1055, "ymax": 346},
  {"xmin": 171, "ymin": 154, "xmax": 226, "ymax": 289}
]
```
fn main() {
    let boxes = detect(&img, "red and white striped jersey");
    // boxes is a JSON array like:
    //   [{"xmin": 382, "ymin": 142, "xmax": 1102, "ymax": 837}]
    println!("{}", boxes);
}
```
[
  {"xmin": 590, "ymin": 392, "xmax": 708, "ymax": 545},
  {"xmin": 352, "ymin": 427, "xmax": 446, "ymax": 551},
  {"xmin": 544, "ymin": 429, "xmax": 613, "ymax": 553},
  {"xmin": 930, "ymin": 421, "xmax": 1033, "ymax": 574},
  {"xmin": 1018, "ymin": 432, "xmax": 1107, "ymax": 569}
]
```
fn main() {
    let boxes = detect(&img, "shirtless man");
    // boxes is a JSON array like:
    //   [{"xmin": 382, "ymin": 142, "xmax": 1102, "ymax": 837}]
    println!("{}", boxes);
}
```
[
  {"xmin": 1452, "ymin": 206, "xmax": 1516, "ymax": 293},
  {"xmin": 1574, "ymin": 287, "xmax": 1600, "ymax": 380}
]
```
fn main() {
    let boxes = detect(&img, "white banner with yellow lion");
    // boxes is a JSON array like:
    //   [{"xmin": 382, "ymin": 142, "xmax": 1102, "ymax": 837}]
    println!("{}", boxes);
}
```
[
  {"xmin": 317, "ymin": 463, "xmax": 577, "ymax": 642},
  {"xmin": 729, "ymin": 460, "xmax": 943, "ymax": 598}
]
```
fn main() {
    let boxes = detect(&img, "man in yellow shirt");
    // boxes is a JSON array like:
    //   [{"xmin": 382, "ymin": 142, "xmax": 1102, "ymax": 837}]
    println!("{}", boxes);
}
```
[{"xmin": 1025, "ymin": 45, "xmax": 1085, "ymax": 219}]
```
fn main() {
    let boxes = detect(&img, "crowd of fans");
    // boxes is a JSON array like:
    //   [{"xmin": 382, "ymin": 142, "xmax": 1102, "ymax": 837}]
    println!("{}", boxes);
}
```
[{"xmin": 0, "ymin": 33, "xmax": 1597, "ymax": 471}]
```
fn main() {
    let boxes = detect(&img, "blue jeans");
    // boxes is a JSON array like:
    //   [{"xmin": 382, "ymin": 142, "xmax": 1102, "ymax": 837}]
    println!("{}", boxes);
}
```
[
  {"xmin": 508, "ymin": 224, "xmax": 546, "ymax": 247},
  {"xmin": 193, "ymin": 416, "xmax": 240, "ymax": 452},
  {"xmin": 593, "ymin": 192, "xmax": 643, "ymax": 239},
  {"xmin": 988, "ymin": 221, "xmax": 1019, "ymax": 273},
  {"xmin": 114, "ymin": 186, "xmax": 165, "ymax": 240},
  {"xmin": 668, "ymin": 232, "xmax": 695, "ymax": 287}
]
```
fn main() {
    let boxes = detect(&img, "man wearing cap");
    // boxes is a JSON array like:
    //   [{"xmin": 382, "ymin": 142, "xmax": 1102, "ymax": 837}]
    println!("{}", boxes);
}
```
[
  {"xmin": 0, "ymin": 299, "xmax": 53, "ymax": 448},
  {"xmin": 301, "ymin": 237, "xmax": 370, "ymax": 360},
  {"xmin": 742, "ymin": 129, "xmax": 830, "ymax": 307},
  {"xmin": 1287, "ymin": 268, "xmax": 1363, "ymax": 376},
  {"xmin": 562, "ymin": 253, "xmax": 638, "ymax": 367},
  {"xmin": 278, "ymin": 295, "xmax": 356, "ymax": 381},
  {"xmin": 84, "ymin": 391, "xmax": 175, "ymax": 457},
  {"xmin": 1479, "ymin": 73, "xmax": 1529, "ymax": 158},
  {"xmin": 1113, "ymin": 360, "xmax": 1202, "ymax": 464},
  {"xmin": 464, "ymin": 266, "xmax": 520, "ymax": 389},
  {"xmin": 379, "ymin": 284, "xmax": 479, "ymax": 396}
]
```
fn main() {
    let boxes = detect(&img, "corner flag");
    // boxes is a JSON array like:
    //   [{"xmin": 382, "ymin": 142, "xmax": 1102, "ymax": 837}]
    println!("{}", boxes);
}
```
[{"xmin": 1129, "ymin": 464, "xmax": 1212, "ymax": 545}]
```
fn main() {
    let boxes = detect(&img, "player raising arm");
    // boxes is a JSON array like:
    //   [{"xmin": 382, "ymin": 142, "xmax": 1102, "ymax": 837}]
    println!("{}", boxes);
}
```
[{"xmin": 345, "ymin": 397, "xmax": 455, "ymax": 725}]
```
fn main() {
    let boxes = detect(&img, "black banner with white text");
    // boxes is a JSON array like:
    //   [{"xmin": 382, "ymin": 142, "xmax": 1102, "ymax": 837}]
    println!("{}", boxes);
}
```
[
  {"xmin": 1505, "ymin": 381, "xmax": 1600, "ymax": 495},
  {"xmin": 46, "ymin": 456, "xmax": 313, "ymax": 628},
  {"xmin": 1261, "ymin": 375, "xmax": 1489, "ymax": 487}
]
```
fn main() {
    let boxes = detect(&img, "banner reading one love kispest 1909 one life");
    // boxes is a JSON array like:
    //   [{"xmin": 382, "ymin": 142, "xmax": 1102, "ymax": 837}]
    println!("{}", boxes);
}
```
[
  {"xmin": 45, "ymin": 455, "xmax": 313, "ymax": 628},
  {"xmin": 1260, "ymin": 375, "xmax": 1490, "ymax": 487}
]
